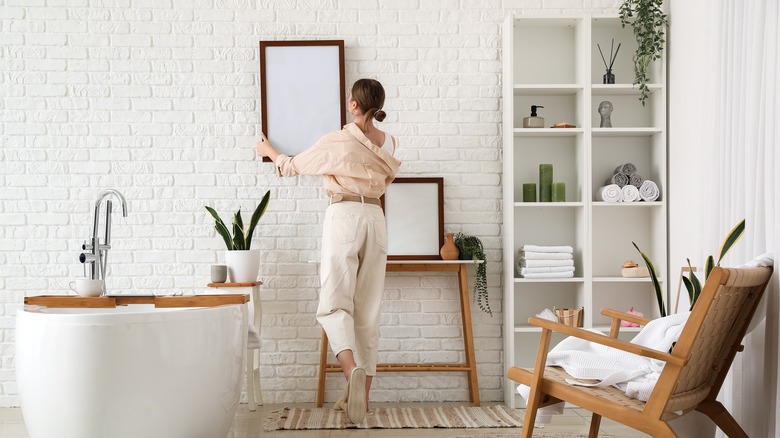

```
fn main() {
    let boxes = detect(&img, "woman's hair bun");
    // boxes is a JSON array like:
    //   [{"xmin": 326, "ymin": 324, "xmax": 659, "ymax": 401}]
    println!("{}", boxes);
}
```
[{"xmin": 373, "ymin": 109, "xmax": 386, "ymax": 122}]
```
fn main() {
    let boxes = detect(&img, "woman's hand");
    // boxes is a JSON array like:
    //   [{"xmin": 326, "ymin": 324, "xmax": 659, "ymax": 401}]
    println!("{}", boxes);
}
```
[{"xmin": 256, "ymin": 133, "xmax": 279, "ymax": 161}]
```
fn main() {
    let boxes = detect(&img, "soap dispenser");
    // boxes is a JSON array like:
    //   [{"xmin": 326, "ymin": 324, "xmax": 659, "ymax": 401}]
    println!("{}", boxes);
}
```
[{"xmin": 523, "ymin": 105, "xmax": 545, "ymax": 128}]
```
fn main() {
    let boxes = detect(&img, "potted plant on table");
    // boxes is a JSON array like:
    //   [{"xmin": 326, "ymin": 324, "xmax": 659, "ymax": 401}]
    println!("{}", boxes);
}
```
[
  {"xmin": 454, "ymin": 232, "xmax": 490, "ymax": 316},
  {"xmin": 205, "ymin": 190, "xmax": 271, "ymax": 283}
]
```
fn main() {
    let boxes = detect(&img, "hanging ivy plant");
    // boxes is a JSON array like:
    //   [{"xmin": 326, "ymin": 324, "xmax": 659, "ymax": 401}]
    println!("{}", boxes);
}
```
[
  {"xmin": 454, "ymin": 233, "xmax": 490, "ymax": 316},
  {"xmin": 619, "ymin": 0, "xmax": 668, "ymax": 106}
]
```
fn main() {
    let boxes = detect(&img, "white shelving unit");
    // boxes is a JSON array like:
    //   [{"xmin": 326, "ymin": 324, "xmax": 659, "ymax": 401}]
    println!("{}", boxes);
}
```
[{"xmin": 502, "ymin": 15, "xmax": 668, "ymax": 407}]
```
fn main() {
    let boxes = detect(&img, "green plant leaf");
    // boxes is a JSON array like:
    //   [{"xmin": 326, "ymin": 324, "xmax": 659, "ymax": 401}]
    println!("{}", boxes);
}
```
[
  {"xmin": 232, "ymin": 212, "xmax": 245, "ymax": 251},
  {"xmin": 716, "ymin": 219, "xmax": 746, "ymax": 266},
  {"xmin": 244, "ymin": 190, "xmax": 271, "ymax": 250},
  {"xmin": 704, "ymin": 255, "xmax": 715, "ymax": 279},
  {"xmin": 686, "ymin": 259, "xmax": 702, "ymax": 311},
  {"xmin": 205, "ymin": 206, "xmax": 234, "ymax": 250},
  {"xmin": 632, "ymin": 241, "xmax": 666, "ymax": 317}
]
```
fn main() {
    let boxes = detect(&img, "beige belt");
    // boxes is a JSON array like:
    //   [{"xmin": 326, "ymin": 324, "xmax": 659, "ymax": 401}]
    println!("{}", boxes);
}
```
[{"xmin": 330, "ymin": 194, "xmax": 381, "ymax": 206}]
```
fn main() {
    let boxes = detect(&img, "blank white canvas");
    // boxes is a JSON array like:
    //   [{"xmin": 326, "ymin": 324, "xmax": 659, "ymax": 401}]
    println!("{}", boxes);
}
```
[
  {"xmin": 386, "ymin": 183, "xmax": 440, "ymax": 256},
  {"xmin": 265, "ymin": 45, "xmax": 342, "ymax": 155}
]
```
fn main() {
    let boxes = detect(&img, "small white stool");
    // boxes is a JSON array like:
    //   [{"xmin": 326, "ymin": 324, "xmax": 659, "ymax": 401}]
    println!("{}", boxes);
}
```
[{"xmin": 208, "ymin": 281, "xmax": 262, "ymax": 410}]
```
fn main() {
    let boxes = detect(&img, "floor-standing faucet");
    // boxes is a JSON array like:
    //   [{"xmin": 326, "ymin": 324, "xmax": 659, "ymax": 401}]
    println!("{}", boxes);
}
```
[{"xmin": 79, "ymin": 189, "xmax": 128, "ymax": 293}]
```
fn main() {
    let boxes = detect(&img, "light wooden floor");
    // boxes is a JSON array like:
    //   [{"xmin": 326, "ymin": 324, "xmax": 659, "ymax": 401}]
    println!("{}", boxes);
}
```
[{"xmin": 0, "ymin": 402, "xmax": 649, "ymax": 437}]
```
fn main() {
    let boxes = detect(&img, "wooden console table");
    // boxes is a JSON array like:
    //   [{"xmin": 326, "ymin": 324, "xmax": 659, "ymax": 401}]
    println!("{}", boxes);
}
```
[{"xmin": 316, "ymin": 260, "xmax": 481, "ymax": 407}]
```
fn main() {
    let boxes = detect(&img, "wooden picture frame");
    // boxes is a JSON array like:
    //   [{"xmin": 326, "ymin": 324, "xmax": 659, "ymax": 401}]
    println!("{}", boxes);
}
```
[
  {"xmin": 381, "ymin": 177, "xmax": 445, "ymax": 260},
  {"xmin": 259, "ymin": 40, "xmax": 346, "ymax": 162}
]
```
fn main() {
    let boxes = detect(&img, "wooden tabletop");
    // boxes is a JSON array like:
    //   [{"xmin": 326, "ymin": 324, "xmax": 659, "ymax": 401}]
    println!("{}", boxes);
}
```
[{"xmin": 23, "ymin": 293, "xmax": 249, "ymax": 309}]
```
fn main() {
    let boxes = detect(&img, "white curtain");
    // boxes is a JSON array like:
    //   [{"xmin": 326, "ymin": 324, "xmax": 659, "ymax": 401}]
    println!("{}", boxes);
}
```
[{"xmin": 700, "ymin": 1, "xmax": 780, "ymax": 437}]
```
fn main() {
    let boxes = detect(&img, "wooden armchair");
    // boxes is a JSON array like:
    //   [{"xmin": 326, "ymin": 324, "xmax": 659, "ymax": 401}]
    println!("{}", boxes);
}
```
[{"xmin": 507, "ymin": 266, "xmax": 773, "ymax": 438}]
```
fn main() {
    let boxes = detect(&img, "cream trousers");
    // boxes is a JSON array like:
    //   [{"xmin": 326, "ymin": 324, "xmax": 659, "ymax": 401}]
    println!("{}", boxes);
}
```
[{"xmin": 317, "ymin": 201, "xmax": 388, "ymax": 376}]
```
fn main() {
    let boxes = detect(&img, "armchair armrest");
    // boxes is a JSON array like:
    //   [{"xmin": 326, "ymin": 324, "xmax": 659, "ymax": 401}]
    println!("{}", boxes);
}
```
[
  {"xmin": 527, "ymin": 317, "xmax": 686, "ymax": 367},
  {"xmin": 601, "ymin": 308, "xmax": 650, "ymax": 326}
]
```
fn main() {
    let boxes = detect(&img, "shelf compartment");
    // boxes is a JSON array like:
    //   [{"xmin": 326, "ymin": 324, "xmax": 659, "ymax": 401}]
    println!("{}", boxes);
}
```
[
  {"xmin": 512, "ymin": 18, "xmax": 584, "ymax": 84},
  {"xmin": 513, "ymin": 207, "xmax": 585, "ymax": 272},
  {"xmin": 590, "ymin": 92, "xmax": 663, "ymax": 129},
  {"xmin": 514, "ymin": 92, "xmax": 583, "ymax": 130},
  {"xmin": 591, "ymin": 206, "xmax": 666, "ymax": 278},
  {"xmin": 592, "ymin": 128, "xmax": 663, "ymax": 137},
  {"xmin": 590, "ymin": 16, "xmax": 663, "ymax": 85},
  {"xmin": 513, "ymin": 136, "xmax": 584, "ymax": 203},
  {"xmin": 591, "ymin": 134, "xmax": 665, "ymax": 200}
]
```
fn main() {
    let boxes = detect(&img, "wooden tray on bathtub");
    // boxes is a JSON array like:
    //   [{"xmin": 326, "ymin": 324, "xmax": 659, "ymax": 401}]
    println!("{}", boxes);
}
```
[{"xmin": 24, "ymin": 294, "xmax": 249, "ymax": 309}]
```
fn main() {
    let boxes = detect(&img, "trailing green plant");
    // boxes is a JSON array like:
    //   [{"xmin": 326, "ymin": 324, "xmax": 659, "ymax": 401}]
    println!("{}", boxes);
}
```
[
  {"xmin": 619, "ymin": 0, "xmax": 668, "ymax": 106},
  {"xmin": 205, "ymin": 190, "xmax": 271, "ymax": 250},
  {"xmin": 454, "ymin": 232, "xmax": 490, "ymax": 316},
  {"xmin": 633, "ymin": 218, "xmax": 746, "ymax": 317}
]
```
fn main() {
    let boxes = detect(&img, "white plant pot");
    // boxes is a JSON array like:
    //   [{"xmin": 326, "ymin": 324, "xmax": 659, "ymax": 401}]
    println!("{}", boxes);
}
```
[{"xmin": 224, "ymin": 249, "xmax": 261, "ymax": 283}]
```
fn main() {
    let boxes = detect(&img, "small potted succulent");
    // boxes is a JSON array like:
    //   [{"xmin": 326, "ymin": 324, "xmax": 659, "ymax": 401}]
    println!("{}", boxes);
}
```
[
  {"xmin": 454, "ymin": 232, "xmax": 490, "ymax": 316},
  {"xmin": 205, "ymin": 190, "xmax": 270, "ymax": 283}
]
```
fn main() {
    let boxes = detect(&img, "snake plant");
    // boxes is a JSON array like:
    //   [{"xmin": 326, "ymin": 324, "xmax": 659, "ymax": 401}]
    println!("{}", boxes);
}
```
[
  {"xmin": 205, "ymin": 190, "xmax": 270, "ymax": 250},
  {"xmin": 634, "ymin": 218, "xmax": 746, "ymax": 317}
]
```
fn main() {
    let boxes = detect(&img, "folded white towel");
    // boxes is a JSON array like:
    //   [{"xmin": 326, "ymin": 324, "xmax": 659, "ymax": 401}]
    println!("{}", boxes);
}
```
[
  {"xmin": 595, "ymin": 184, "xmax": 622, "ymax": 202},
  {"xmin": 622, "ymin": 184, "xmax": 639, "ymax": 202},
  {"xmin": 520, "ymin": 266, "xmax": 575, "ymax": 274},
  {"xmin": 639, "ymin": 180, "xmax": 660, "ymax": 201},
  {"xmin": 521, "ymin": 251, "xmax": 573, "ymax": 260},
  {"xmin": 520, "ymin": 245, "xmax": 574, "ymax": 254},
  {"xmin": 522, "ymin": 271, "xmax": 575, "ymax": 279},
  {"xmin": 519, "ymin": 259, "xmax": 575, "ymax": 268}
]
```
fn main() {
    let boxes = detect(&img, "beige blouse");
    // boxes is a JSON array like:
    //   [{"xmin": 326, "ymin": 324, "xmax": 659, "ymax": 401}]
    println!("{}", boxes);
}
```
[{"xmin": 273, "ymin": 123, "xmax": 401, "ymax": 199}]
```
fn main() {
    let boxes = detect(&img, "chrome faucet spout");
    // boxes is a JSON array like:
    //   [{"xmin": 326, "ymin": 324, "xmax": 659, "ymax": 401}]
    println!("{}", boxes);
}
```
[{"xmin": 81, "ymin": 189, "xmax": 128, "ymax": 290}]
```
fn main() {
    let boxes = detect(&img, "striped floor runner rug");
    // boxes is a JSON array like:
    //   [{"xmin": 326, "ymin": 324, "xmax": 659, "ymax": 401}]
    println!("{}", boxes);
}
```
[{"xmin": 264, "ymin": 404, "xmax": 524, "ymax": 431}]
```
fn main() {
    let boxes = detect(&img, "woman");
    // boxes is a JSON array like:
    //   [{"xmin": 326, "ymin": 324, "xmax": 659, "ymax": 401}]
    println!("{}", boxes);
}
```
[{"xmin": 256, "ymin": 78, "xmax": 400, "ymax": 424}]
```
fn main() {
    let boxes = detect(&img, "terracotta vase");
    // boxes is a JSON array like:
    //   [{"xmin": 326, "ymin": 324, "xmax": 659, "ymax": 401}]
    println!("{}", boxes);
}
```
[{"xmin": 440, "ymin": 232, "xmax": 460, "ymax": 260}]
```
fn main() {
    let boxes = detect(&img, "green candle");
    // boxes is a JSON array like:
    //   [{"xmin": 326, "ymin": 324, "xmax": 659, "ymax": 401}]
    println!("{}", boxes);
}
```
[
  {"xmin": 522, "ymin": 183, "xmax": 537, "ymax": 202},
  {"xmin": 552, "ymin": 182, "xmax": 566, "ymax": 202},
  {"xmin": 539, "ymin": 164, "xmax": 553, "ymax": 202}
]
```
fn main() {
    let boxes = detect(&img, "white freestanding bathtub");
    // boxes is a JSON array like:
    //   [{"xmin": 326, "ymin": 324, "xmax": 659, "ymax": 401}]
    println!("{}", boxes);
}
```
[{"xmin": 16, "ymin": 303, "xmax": 248, "ymax": 438}]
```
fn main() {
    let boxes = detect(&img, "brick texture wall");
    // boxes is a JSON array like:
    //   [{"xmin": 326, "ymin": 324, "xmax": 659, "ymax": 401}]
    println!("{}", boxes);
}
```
[{"xmin": 0, "ymin": 0, "xmax": 620, "ymax": 406}]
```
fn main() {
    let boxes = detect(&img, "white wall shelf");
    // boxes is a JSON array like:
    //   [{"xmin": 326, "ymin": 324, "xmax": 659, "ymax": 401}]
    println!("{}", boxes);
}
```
[{"xmin": 502, "ymin": 14, "xmax": 668, "ymax": 408}]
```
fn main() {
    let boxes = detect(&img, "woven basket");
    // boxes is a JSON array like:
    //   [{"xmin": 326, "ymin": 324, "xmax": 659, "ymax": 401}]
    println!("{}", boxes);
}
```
[{"xmin": 553, "ymin": 306, "xmax": 583, "ymax": 327}]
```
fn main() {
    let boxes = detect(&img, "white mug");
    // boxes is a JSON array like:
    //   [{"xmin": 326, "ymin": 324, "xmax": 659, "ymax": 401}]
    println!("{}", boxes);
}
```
[{"xmin": 68, "ymin": 279, "xmax": 104, "ymax": 297}]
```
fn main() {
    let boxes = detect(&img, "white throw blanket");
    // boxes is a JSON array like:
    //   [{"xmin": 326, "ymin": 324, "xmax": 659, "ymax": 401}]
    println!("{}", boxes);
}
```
[{"xmin": 517, "ymin": 311, "xmax": 690, "ymax": 422}]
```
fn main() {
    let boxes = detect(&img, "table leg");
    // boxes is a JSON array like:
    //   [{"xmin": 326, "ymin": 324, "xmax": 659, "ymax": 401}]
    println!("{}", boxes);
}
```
[
  {"xmin": 458, "ymin": 264, "xmax": 480, "ymax": 406},
  {"xmin": 316, "ymin": 330, "xmax": 329, "ymax": 407}
]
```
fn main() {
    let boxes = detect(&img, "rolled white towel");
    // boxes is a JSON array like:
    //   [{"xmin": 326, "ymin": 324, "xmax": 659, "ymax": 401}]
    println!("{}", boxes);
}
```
[
  {"xmin": 519, "ymin": 259, "xmax": 575, "ymax": 268},
  {"xmin": 639, "ymin": 180, "xmax": 660, "ymax": 201},
  {"xmin": 521, "ymin": 245, "xmax": 574, "ymax": 254},
  {"xmin": 522, "ymin": 271, "xmax": 575, "ymax": 279},
  {"xmin": 595, "ymin": 184, "xmax": 622, "ymax": 202},
  {"xmin": 622, "ymin": 184, "xmax": 639, "ymax": 202},
  {"xmin": 521, "ymin": 251, "xmax": 573, "ymax": 260}
]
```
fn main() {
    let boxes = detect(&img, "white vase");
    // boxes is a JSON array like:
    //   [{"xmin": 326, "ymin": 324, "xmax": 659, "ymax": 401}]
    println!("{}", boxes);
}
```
[{"xmin": 224, "ymin": 249, "xmax": 261, "ymax": 283}]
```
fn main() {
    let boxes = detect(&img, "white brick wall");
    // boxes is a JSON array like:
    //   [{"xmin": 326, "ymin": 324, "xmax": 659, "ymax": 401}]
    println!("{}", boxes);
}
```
[{"xmin": 0, "ymin": 0, "xmax": 620, "ymax": 407}]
